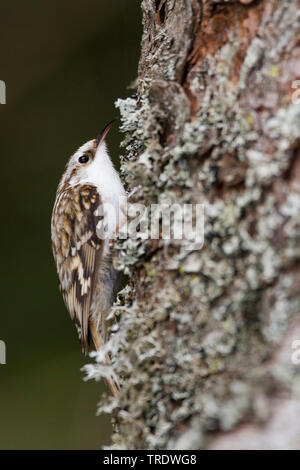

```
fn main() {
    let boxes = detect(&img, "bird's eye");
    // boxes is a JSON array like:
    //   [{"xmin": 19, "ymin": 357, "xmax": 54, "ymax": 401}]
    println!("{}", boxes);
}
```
[{"xmin": 78, "ymin": 154, "xmax": 89, "ymax": 164}]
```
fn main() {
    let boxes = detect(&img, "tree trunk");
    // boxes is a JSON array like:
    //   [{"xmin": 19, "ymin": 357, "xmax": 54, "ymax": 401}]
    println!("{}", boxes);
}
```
[{"xmin": 88, "ymin": 0, "xmax": 300, "ymax": 449}]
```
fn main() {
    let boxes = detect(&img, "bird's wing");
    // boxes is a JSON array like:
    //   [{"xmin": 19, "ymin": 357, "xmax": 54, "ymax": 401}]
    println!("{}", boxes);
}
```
[{"xmin": 51, "ymin": 184, "xmax": 104, "ymax": 354}]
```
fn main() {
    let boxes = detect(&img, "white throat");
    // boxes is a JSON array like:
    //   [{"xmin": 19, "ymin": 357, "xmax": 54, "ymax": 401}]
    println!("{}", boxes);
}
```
[{"xmin": 74, "ymin": 143, "xmax": 126, "ymax": 205}]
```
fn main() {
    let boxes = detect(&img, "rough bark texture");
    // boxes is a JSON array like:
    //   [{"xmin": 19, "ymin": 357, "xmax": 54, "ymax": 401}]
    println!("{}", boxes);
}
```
[{"xmin": 88, "ymin": 0, "xmax": 300, "ymax": 449}]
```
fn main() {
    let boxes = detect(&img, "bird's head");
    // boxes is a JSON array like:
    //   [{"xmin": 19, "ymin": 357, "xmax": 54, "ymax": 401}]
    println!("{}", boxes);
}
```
[{"xmin": 58, "ymin": 119, "xmax": 116, "ymax": 192}]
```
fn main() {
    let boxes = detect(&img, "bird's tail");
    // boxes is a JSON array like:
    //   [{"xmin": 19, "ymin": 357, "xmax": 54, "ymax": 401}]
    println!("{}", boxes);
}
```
[{"xmin": 89, "ymin": 320, "xmax": 120, "ymax": 398}]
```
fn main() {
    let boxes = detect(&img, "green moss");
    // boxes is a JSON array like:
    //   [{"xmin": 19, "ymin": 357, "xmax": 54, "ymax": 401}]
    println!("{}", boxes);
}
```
[{"xmin": 85, "ymin": 0, "xmax": 300, "ymax": 450}]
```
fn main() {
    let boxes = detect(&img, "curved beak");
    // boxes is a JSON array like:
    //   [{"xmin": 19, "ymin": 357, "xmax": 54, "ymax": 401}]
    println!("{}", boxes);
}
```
[{"xmin": 95, "ymin": 119, "xmax": 117, "ymax": 147}]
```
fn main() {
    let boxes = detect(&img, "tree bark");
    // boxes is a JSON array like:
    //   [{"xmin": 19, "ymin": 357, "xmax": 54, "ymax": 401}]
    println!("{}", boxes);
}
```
[{"xmin": 89, "ymin": 0, "xmax": 300, "ymax": 449}]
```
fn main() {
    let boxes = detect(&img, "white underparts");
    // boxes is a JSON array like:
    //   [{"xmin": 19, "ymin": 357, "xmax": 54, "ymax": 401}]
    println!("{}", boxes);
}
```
[{"xmin": 72, "ymin": 141, "xmax": 126, "ymax": 242}]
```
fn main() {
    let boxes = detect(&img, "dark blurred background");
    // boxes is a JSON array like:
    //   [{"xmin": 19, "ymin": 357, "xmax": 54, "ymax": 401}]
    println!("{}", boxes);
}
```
[{"xmin": 0, "ymin": 1, "xmax": 141, "ymax": 449}]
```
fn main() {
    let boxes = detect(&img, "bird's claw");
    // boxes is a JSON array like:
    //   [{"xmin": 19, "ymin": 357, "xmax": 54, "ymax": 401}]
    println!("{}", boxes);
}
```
[{"xmin": 127, "ymin": 185, "xmax": 141, "ymax": 200}]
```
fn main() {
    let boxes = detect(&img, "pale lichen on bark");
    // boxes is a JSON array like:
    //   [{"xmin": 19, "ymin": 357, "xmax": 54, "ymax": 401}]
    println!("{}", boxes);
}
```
[{"xmin": 87, "ymin": 0, "xmax": 300, "ymax": 449}]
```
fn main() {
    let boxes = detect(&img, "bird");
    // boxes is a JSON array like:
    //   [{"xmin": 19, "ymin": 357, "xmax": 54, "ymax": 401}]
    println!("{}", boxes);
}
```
[{"xmin": 51, "ymin": 120, "xmax": 126, "ymax": 397}]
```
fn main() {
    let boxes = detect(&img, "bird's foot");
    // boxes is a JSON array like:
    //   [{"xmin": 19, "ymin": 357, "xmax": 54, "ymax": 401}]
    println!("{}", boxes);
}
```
[{"xmin": 127, "ymin": 185, "xmax": 141, "ymax": 200}]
